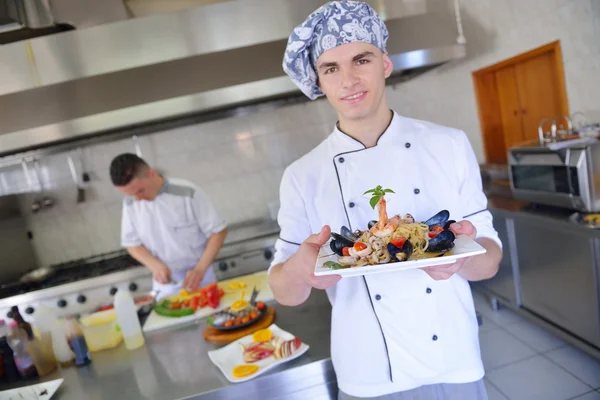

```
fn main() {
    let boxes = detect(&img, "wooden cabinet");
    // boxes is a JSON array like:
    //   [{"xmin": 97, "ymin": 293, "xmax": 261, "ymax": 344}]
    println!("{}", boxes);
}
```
[{"xmin": 474, "ymin": 41, "xmax": 569, "ymax": 164}]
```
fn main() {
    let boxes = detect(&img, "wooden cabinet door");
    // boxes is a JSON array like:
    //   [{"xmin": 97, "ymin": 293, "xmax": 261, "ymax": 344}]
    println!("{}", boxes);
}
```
[
  {"xmin": 495, "ymin": 66, "xmax": 525, "ymax": 148},
  {"xmin": 515, "ymin": 52, "xmax": 565, "ymax": 142}
]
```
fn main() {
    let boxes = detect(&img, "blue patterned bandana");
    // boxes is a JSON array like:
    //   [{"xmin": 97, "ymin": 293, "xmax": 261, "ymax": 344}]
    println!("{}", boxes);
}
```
[{"xmin": 282, "ymin": 1, "xmax": 389, "ymax": 100}]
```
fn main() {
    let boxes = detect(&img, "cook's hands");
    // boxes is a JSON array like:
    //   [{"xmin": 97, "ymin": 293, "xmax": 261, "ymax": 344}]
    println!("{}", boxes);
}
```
[
  {"xmin": 421, "ymin": 220, "xmax": 477, "ymax": 281},
  {"xmin": 284, "ymin": 225, "xmax": 341, "ymax": 290},
  {"xmin": 182, "ymin": 268, "xmax": 205, "ymax": 291},
  {"xmin": 152, "ymin": 264, "xmax": 171, "ymax": 284}
]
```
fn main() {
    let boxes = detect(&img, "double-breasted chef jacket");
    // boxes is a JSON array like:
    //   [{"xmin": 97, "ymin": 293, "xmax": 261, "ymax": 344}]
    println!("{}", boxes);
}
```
[{"xmin": 269, "ymin": 111, "xmax": 502, "ymax": 398}]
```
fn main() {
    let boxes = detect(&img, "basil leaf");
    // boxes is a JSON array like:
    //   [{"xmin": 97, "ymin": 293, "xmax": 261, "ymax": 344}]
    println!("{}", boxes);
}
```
[
  {"xmin": 369, "ymin": 195, "xmax": 380, "ymax": 209},
  {"xmin": 363, "ymin": 189, "xmax": 377, "ymax": 195},
  {"xmin": 323, "ymin": 261, "xmax": 344, "ymax": 269},
  {"xmin": 383, "ymin": 189, "xmax": 395, "ymax": 193}
]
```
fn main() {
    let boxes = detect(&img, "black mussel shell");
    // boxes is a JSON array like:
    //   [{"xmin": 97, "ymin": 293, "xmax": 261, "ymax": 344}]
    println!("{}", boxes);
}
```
[
  {"xmin": 443, "ymin": 220, "xmax": 456, "ymax": 230},
  {"xmin": 368, "ymin": 220, "xmax": 377, "ymax": 229},
  {"xmin": 340, "ymin": 226, "xmax": 358, "ymax": 241},
  {"xmin": 387, "ymin": 240, "xmax": 414, "ymax": 262},
  {"xmin": 427, "ymin": 230, "xmax": 455, "ymax": 253},
  {"xmin": 423, "ymin": 210, "xmax": 450, "ymax": 229},
  {"xmin": 330, "ymin": 233, "xmax": 354, "ymax": 256}
]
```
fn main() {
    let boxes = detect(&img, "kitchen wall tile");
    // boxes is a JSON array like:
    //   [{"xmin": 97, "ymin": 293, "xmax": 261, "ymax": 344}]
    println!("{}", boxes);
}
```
[{"xmin": 487, "ymin": 355, "xmax": 593, "ymax": 400}]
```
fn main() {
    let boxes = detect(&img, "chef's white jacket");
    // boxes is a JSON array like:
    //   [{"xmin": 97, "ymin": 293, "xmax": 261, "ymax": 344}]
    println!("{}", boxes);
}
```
[
  {"xmin": 269, "ymin": 111, "xmax": 502, "ymax": 397},
  {"xmin": 121, "ymin": 177, "xmax": 227, "ymax": 293}
]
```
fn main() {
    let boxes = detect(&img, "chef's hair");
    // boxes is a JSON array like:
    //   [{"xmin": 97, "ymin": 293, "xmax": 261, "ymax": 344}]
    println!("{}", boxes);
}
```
[{"xmin": 110, "ymin": 153, "xmax": 150, "ymax": 186}]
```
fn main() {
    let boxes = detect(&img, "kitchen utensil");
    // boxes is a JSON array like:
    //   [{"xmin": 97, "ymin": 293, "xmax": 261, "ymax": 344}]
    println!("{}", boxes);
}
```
[
  {"xmin": 67, "ymin": 155, "xmax": 85, "ymax": 203},
  {"xmin": 80, "ymin": 311, "xmax": 123, "ymax": 352},
  {"xmin": 21, "ymin": 160, "xmax": 41, "ymax": 213},
  {"xmin": 19, "ymin": 266, "xmax": 56, "ymax": 283}
]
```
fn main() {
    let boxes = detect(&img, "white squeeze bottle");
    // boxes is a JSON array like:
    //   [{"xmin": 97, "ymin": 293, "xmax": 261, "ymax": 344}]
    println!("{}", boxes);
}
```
[{"xmin": 114, "ymin": 290, "xmax": 145, "ymax": 350}]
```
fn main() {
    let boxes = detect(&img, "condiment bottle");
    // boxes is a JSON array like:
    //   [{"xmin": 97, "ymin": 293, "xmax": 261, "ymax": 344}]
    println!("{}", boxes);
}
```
[
  {"xmin": 65, "ymin": 317, "xmax": 91, "ymax": 367},
  {"xmin": 7, "ymin": 322, "xmax": 37, "ymax": 378},
  {"xmin": 114, "ymin": 290, "xmax": 145, "ymax": 350},
  {"xmin": 51, "ymin": 319, "xmax": 75, "ymax": 368},
  {"xmin": 10, "ymin": 306, "xmax": 33, "ymax": 340}
]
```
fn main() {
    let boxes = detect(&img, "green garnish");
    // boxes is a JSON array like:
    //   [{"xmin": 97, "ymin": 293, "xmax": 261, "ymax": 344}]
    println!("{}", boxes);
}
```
[
  {"xmin": 323, "ymin": 261, "xmax": 345, "ymax": 269},
  {"xmin": 364, "ymin": 185, "xmax": 395, "ymax": 209}
]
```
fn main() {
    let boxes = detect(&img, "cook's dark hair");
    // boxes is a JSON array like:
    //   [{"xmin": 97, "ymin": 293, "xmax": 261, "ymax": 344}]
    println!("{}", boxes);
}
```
[{"xmin": 109, "ymin": 153, "xmax": 149, "ymax": 186}]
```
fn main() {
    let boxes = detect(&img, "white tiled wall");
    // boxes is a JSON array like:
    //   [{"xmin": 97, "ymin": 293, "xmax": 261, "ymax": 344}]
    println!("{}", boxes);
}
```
[
  {"xmin": 8, "ymin": 0, "xmax": 600, "ymax": 267},
  {"xmin": 385, "ymin": 0, "xmax": 600, "ymax": 163},
  {"xmin": 15, "ymin": 101, "xmax": 337, "ymax": 267}
]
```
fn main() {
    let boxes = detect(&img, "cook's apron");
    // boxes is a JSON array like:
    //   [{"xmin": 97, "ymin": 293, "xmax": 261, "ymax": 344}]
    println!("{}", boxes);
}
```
[{"xmin": 153, "ymin": 266, "xmax": 216, "ymax": 300}]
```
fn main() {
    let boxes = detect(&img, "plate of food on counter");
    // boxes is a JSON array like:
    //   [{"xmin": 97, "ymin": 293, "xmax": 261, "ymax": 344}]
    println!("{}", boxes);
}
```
[
  {"xmin": 207, "ymin": 288, "xmax": 267, "ymax": 331},
  {"xmin": 208, "ymin": 324, "xmax": 309, "ymax": 383},
  {"xmin": 314, "ymin": 185, "xmax": 487, "ymax": 278}
]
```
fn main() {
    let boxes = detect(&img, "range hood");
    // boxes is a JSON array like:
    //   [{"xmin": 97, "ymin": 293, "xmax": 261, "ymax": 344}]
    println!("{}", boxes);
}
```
[{"xmin": 0, "ymin": 0, "xmax": 466, "ymax": 157}]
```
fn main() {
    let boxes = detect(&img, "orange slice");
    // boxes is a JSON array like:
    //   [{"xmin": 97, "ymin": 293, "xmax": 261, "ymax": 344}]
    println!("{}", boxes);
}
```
[
  {"xmin": 252, "ymin": 329, "xmax": 273, "ymax": 343},
  {"xmin": 232, "ymin": 364, "xmax": 259, "ymax": 378}
]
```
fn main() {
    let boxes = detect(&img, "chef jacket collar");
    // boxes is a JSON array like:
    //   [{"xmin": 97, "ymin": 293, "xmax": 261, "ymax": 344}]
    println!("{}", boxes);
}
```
[{"xmin": 331, "ymin": 110, "xmax": 404, "ymax": 153}]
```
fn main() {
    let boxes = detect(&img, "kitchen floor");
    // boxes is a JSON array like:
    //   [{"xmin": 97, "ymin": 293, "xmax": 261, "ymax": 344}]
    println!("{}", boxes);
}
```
[{"xmin": 474, "ymin": 293, "xmax": 600, "ymax": 400}]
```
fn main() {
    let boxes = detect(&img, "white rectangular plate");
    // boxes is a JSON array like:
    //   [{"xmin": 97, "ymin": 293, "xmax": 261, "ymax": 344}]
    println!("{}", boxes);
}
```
[
  {"xmin": 314, "ymin": 235, "xmax": 487, "ymax": 278},
  {"xmin": 208, "ymin": 323, "xmax": 309, "ymax": 383},
  {"xmin": 0, "ymin": 378, "xmax": 63, "ymax": 400}
]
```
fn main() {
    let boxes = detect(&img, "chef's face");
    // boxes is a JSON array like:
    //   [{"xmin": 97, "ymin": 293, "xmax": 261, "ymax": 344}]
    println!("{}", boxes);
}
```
[
  {"xmin": 117, "ymin": 169, "xmax": 161, "ymax": 201},
  {"xmin": 316, "ymin": 42, "xmax": 392, "ymax": 122}
]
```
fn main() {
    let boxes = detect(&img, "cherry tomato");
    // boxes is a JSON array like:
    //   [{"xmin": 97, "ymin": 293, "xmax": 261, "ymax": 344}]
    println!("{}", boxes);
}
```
[
  {"xmin": 354, "ymin": 242, "xmax": 367, "ymax": 251},
  {"xmin": 390, "ymin": 238, "xmax": 407, "ymax": 248},
  {"xmin": 342, "ymin": 247, "xmax": 351, "ymax": 256},
  {"xmin": 190, "ymin": 296, "xmax": 199, "ymax": 311},
  {"xmin": 256, "ymin": 302, "xmax": 265, "ymax": 311}
]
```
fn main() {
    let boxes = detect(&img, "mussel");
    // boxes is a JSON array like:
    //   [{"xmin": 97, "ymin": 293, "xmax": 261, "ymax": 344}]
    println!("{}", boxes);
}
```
[
  {"xmin": 423, "ymin": 210, "xmax": 450, "ymax": 230},
  {"xmin": 340, "ymin": 226, "xmax": 359, "ymax": 242},
  {"xmin": 330, "ymin": 232, "xmax": 355, "ymax": 256},
  {"xmin": 427, "ymin": 230, "xmax": 455, "ymax": 253},
  {"xmin": 387, "ymin": 240, "xmax": 414, "ymax": 262}
]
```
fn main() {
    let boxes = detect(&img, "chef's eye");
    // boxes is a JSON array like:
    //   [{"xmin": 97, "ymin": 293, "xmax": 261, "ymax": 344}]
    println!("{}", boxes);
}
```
[
  {"xmin": 324, "ymin": 67, "xmax": 338, "ymax": 75},
  {"xmin": 356, "ymin": 59, "xmax": 369, "ymax": 65}
]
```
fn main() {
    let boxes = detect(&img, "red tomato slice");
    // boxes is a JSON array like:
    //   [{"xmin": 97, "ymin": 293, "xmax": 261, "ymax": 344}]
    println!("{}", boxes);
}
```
[
  {"xmin": 354, "ymin": 242, "xmax": 367, "ymax": 251},
  {"xmin": 390, "ymin": 238, "xmax": 407, "ymax": 248},
  {"xmin": 342, "ymin": 247, "xmax": 350, "ymax": 256}
]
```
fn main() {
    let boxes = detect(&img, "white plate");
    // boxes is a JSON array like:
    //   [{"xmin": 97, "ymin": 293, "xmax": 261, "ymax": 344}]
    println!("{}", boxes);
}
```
[
  {"xmin": 208, "ymin": 324, "xmax": 309, "ymax": 383},
  {"xmin": 0, "ymin": 378, "xmax": 63, "ymax": 400},
  {"xmin": 314, "ymin": 234, "xmax": 487, "ymax": 277}
]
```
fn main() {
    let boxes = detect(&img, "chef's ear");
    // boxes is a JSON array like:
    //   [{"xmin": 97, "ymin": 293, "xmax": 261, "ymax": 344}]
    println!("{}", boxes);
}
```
[{"xmin": 382, "ymin": 53, "xmax": 393, "ymax": 78}]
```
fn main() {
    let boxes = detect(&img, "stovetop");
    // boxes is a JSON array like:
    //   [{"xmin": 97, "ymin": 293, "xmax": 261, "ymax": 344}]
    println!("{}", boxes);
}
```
[{"xmin": 0, "ymin": 251, "xmax": 139, "ymax": 299}]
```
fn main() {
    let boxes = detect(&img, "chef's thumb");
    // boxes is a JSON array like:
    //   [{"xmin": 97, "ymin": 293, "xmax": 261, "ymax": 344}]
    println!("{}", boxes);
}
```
[{"xmin": 306, "ymin": 225, "xmax": 331, "ymax": 246}]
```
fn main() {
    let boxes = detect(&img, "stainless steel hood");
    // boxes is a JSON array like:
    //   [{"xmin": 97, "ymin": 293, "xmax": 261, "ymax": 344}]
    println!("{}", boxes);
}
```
[{"xmin": 0, "ymin": 0, "xmax": 466, "ymax": 157}]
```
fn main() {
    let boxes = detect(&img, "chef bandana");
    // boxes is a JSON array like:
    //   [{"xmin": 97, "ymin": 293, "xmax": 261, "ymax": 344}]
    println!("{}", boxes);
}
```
[{"xmin": 282, "ymin": 1, "xmax": 389, "ymax": 100}]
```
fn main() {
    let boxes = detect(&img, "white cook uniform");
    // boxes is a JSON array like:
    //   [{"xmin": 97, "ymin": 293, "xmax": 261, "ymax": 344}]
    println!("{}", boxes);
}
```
[
  {"xmin": 269, "ymin": 111, "xmax": 502, "ymax": 398},
  {"xmin": 121, "ymin": 177, "xmax": 227, "ymax": 298}
]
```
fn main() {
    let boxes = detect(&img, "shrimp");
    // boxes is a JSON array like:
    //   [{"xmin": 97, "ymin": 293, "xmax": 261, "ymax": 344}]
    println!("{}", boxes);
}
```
[{"xmin": 370, "ymin": 198, "xmax": 397, "ymax": 238}]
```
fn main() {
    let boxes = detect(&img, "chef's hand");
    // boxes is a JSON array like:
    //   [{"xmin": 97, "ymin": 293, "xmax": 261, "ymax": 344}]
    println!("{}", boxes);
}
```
[
  {"xmin": 152, "ymin": 264, "xmax": 171, "ymax": 284},
  {"xmin": 284, "ymin": 225, "xmax": 341, "ymax": 290},
  {"xmin": 421, "ymin": 220, "xmax": 477, "ymax": 281},
  {"xmin": 182, "ymin": 269, "xmax": 205, "ymax": 291}
]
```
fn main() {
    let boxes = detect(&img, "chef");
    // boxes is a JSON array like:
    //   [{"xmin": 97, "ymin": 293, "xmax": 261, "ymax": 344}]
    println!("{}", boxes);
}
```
[
  {"xmin": 268, "ymin": 2, "xmax": 503, "ymax": 400},
  {"xmin": 110, "ymin": 153, "xmax": 228, "ymax": 298}
]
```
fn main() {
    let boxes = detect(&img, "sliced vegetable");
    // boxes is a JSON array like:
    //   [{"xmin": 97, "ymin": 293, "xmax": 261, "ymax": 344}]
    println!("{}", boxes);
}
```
[
  {"xmin": 154, "ymin": 305, "xmax": 195, "ymax": 318},
  {"xmin": 323, "ymin": 261, "xmax": 345, "ymax": 270},
  {"xmin": 342, "ymin": 247, "xmax": 351, "ymax": 256},
  {"xmin": 390, "ymin": 238, "xmax": 407, "ymax": 248},
  {"xmin": 354, "ymin": 242, "xmax": 367, "ymax": 251},
  {"xmin": 252, "ymin": 329, "xmax": 273, "ymax": 342},
  {"xmin": 232, "ymin": 364, "xmax": 259, "ymax": 378}
]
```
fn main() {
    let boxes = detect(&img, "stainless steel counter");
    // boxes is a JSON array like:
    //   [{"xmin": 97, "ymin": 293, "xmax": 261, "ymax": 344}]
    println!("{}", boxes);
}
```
[{"xmin": 13, "ymin": 289, "xmax": 334, "ymax": 400}]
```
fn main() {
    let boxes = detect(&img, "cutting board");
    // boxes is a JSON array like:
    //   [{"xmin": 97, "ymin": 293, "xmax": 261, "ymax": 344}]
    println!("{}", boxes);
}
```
[
  {"xmin": 203, "ymin": 306, "xmax": 276, "ymax": 343},
  {"xmin": 142, "ymin": 270, "xmax": 274, "ymax": 333}
]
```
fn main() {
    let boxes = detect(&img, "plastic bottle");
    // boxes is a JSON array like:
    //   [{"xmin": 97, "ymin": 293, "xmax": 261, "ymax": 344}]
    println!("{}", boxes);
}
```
[
  {"xmin": 0, "ymin": 320, "xmax": 19, "ymax": 383},
  {"xmin": 31, "ymin": 306, "xmax": 57, "ymax": 365},
  {"xmin": 114, "ymin": 290, "xmax": 145, "ymax": 350},
  {"xmin": 51, "ymin": 319, "xmax": 75, "ymax": 368},
  {"xmin": 24, "ymin": 336, "xmax": 56, "ymax": 377},
  {"xmin": 10, "ymin": 306, "xmax": 33, "ymax": 340},
  {"xmin": 65, "ymin": 318, "xmax": 91, "ymax": 367},
  {"xmin": 7, "ymin": 322, "xmax": 37, "ymax": 378}
]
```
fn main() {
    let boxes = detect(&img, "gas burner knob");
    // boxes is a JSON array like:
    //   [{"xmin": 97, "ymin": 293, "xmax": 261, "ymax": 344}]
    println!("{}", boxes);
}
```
[
  {"xmin": 25, "ymin": 307, "xmax": 34, "ymax": 315},
  {"xmin": 218, "ymin": 261, "xmax": 228, "ymax": 272},
  {"xmin": 77, "ymin": 295, "xmax": 87, "ymax": 304},
  {"xmin": 264, "ymin": 249, "xmax": 273, "ymax": 260},
  {"xmin": 109, "ymin": 287, "xmax": 118, "ymax": 296},
  {"xmin": 57, "ymin": 299, "xmax": 67, "ymax": 308},
  {"xmin": 129, "ymin": 283, "xmax": 138, "ymax": 292}
]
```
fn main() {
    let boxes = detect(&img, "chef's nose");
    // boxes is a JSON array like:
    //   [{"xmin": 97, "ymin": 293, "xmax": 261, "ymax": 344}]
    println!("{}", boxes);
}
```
[{"xmin": 341, "ymin": 67, "xmax": 359, "ymax": 89}]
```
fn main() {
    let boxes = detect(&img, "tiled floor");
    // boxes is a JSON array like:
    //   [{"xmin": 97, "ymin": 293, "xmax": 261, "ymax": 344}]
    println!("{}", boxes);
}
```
[{"xmin": 473, "ymin": 293, "xmax": 600, "ymax": 400}]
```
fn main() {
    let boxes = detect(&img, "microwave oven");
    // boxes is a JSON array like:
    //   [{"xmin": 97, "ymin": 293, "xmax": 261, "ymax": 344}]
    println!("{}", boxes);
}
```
[{"xmin": 508, "ymin": 140, "xmax": 600, "ymax": 212}]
